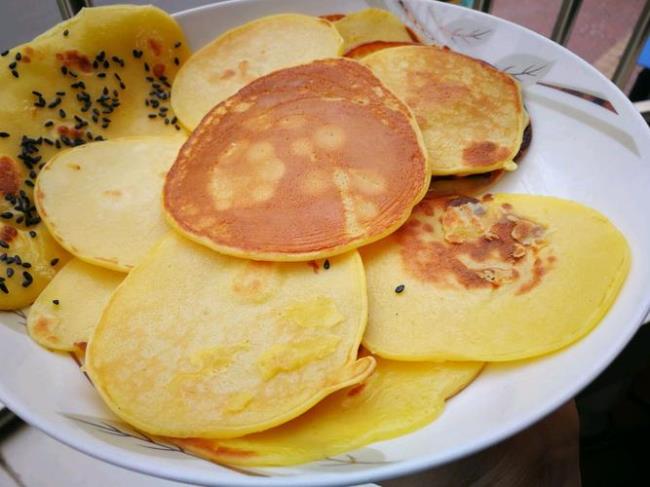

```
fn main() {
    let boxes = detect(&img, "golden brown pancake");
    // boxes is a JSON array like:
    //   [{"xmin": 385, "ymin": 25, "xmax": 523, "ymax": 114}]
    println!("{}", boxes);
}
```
[
  {"xmin": 364, "ymin": 45, "xmax": 526, "ymax": 176},
  {"xmin": 361, "ymin": 193, "xmax": 630, "ymax": 361},
  {"xmin": 164, "ymin": 58, "xmax": 430, "ymax": 261}
]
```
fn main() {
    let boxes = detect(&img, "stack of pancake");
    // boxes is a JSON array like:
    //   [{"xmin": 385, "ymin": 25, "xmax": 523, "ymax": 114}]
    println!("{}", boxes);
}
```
[{"xmin": 0, "ymin": 6, "xmax": 629, "ymax": 466}]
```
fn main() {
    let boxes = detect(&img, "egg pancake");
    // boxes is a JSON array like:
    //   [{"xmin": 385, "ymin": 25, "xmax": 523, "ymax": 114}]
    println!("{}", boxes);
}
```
[
  {"xmin": 171, "ymin": 14, "xmax": 343, "ymax": 130},
  {"xmin": 86, "ymin": 234, "xmax": 373, "ymax": 438},
  {"xmin": 334, "ymin": 8, "xmax": 416, "ymax": 53},
  {"xmin": 361, "ymin": 193, "xmax": 630, "ymax": 361},
  {"xmin": 28, "ymin": 258, "xmax": 123, "ymax": 351},
  {"xmin": 0, "ymin": 5, "xmax": 189, "ymax": 308},
  {"xmin": 169, "ymin": 357, "xmax": 482, "ymax": 466},
  {"xmin": 0, "ymin": 223, "xmax": 70, "ymax": 310},
  {"xmin": 36, "ymin": 136, "xmax": 185, "ymax": 272},
  {"xmin": 364, "ymin": 45, "xmax": 526, "ymax": 176},
  {"xmin": 164, "ymin": 58, "xmax": 430, "ymax": 261}
]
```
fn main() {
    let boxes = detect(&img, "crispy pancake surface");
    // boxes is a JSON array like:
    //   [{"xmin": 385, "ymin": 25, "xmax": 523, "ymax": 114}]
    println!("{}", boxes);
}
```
[
  {"xmin": 28, "ymin": 258, "xmax": 123, "ymax": 351},
  {"xmin": 36, "ymin": 136, "xmax": 185, "ymax": 271},
  {"xmin": 334, "ymin": 8, "xmax": 415, "ymax": 53},
  {"xmin": 364, "ymin": 45, "xmax": 525, "ymax": 176},
  {"xmin": 169, "ymin": 357, "xmax": 482, "ymax": 466},
  {"xmin": 165, "ymin": 58, "xmax": 429, "ymax": 261},
  {"xmin": 0, "ymin": 5, "xmax": 189, "ymax": 308},
  {"xmin": 86, "ymin": 234, "xmax": 374, "ymax": 438},
  {"xmin": 171, "ymin": 14, "xmax": 343, "ymax": 129},
  {"xmin": 0, "ymin": 223, "xmax": 70, "ymax": 310},
  {"xmin": 361, "ymin": 193, "xmax": 630, "ymax": 361}
]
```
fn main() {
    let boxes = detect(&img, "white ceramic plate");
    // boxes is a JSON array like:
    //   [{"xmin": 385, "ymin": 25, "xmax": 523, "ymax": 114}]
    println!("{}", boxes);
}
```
[{"xmin": 1, "ymin": 0, "xmax": 649, "ymax": 485}]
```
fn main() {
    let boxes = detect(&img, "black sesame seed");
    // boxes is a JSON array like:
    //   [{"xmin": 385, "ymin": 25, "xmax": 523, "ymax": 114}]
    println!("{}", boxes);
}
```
[
  {"xmin": 53, "ymin": 299, "xmax": 60, "ymax": 305},
  {"xmin": 0, "ymin": 240, "xmax": 8, "ymax": 249},
  {"xmin": 68, "ymin": 70, "xmax": 78, "ymax": 78},
  {"xmin": 0, "ymin": 283, "xmax": 7, "ymax": 294},
  {"xmin": 59, "ymin": 108, "xmax": 66, "ymax": 118},
  {"xmin": 148, "ymin": 113, "xmax": 157, "ymax": 119},
  {"xmin": 132, "ymin": 49, "xmax": 143, "ymax": 58},
  {"xmin": 174, "ymin": 41, "xmax": 182, "ymax": 48},
  {"xmin": 0, "ymin": 50, "xmax": 8, "ymax": 57},
  {"xmin": 6, "ymin": 268, "xmax": 13, "ymax": 278},
  {"xmin": 97, "ymin": 72, "xmax": 106, "ymax": 78},
  {"xmin": 63, "ymin": 29, "xmax": 69, "ymax": 37},
  {"xmin": 0, "ymin": 132, "xmax": 9, "ymax": 138},
  {"xmin": 47, "ymin": 97, "xmax": 62, "ymax": 108},
  {"xmin": 24, "ymin": 180, "xmax": 34, "ymax": 187},
  {"xmin": 5, "ymin": 257, "xmax": 13, "ymax": 265},
  {"xmin": 14, "ymin": 52, "xmax": 21, "ymax": 61},
  {"xmin": 11, "ymin": 70, "xmax": 18, "ymax": 78},
  {"xmin": 60, "ymin": 66, "xmax": 68, "ymax": 75},
  {"xmin": 44, "ymin": 120, "xmax": 54, "ymax": 127},
  {"xmin": 323, "ymin": 259, "xmax": 330, "ymax": 270},
  {"xmin": 1, "ymin": 212, "xmax": 12, "ymax": 219},
  {"xmin": 144, "ymin": 62, "xmax": 150, "ymax": 72},
  {"xmin": 50, "ymin": 258, "xmax": 59, "ymax": 266},
  {"xmin": 0, "ymin": 253, "xmax": 6, "ymax": 260},
  {"xmin": 22, "ymin": 262, "xmax": 31, "ymax": 268},
  {"xmin": 29, "ymin": 231, "xmax": 36, "ymax": 238},
  {"xmin": 56, "ymin": 91, "xmax": 65, "ymax": 96},
  {"xmin": 8, "ymin": 61, "xmax": 17, "ymax": 69},
  {"xmin": 119, "ymin": 82, "xmax": 126, "ymax": 90},
  {"xmin": 174, "ymin": 57, "xmax": 179, "ymax": 66},
  {"xmin": 13, "ymin": 255, "xmax": 21, "ymax": 265},
  {"xmin": 174, "ymin": 124, "xmax": 181, "ymax": 131},
  {"xmin": 102, "ymin": 60, "xmax": 109, "ymax": 69},
  {"xmin": 394, "ymin": 284, "xmax": 405, "ymax": 294},
  {"xmin": 21, "ymin": 270, "xmax": 33, "ymax": 288}
]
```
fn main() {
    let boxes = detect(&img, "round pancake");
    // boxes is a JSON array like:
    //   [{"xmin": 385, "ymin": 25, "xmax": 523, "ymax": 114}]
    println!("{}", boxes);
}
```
[
  {"xmin": 36, "ymin": 136, "xmax": 185, "ymax": 272},
  {"xmin": 28, "ymin": 258, "xmax": 123, "ymax": 351},
  {"xmin": 333, "ymin": 8, "xmax": 415, "ymax": 52},
  {"xmin": 361, "ymin": 193, "xmax": 630, "ymax": 362},
  {"xmin": 164, "ymin": 58, "xmax": 430, "ymax": 261},
  {"xmin": 86, "ymin": 234, "xmax": 374, "ymax": 438},
  {"xmin": 364, "ymin": 45, "xmax": 526, "ymax": 176},
  {"xmin": 0, "ymin": 5, "xmax": 190, "ymax": 307},
  {"xmin": 0, "ymin": 223, "xmax": 70, "ymax": 310},
  {"xmin": 171, "ymin": 14, "xmax": 343, "ymax": 130},
  {"xmin": 168, "ymin": 357, "xmax": 483, "ymax": 466}
]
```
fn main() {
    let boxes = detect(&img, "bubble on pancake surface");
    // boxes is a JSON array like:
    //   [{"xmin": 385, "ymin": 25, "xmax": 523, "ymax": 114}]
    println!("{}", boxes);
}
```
[{"xmin": 164, "ymin": 58, "xmax": 430, "ymax": 261}]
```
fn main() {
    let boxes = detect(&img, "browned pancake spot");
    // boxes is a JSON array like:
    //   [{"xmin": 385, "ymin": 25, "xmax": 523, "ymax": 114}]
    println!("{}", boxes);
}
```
[
  {"xmin": 0, "ymin": 224, "xmax": 18, "ymax": 243},
  {"xmin": 0, "ymin": 156, "xmax": 22, "ymax": 195},
  {"xmin": 345, "ymin": 40, "xmax": 419, "ymax": 59},
  {"xmin": 398, "ymin": 195, "xmax": 553, "ymax": 293},
  {"xmin": 462, "ymin": 141, "xmax": 510, "ymax": 167},
  {"xmin": 55, "ymin": 50, "xmax": 92, "ymax": 72}
]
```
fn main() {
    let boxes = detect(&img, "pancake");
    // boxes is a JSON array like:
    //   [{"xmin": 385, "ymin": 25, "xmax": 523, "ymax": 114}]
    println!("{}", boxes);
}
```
[
  {"xmin": 361, "ymin": 193, "xmax": 630, "ymax": 362},
  {"xmin": 0, "ymin": 223, "xmax": 70, "ymax": 310},
  {"xmin": 345, "ymin": 40, "xmax": 418, "ymax": 59},
  {"xmin": 0, "ymin": 5, "xmax": 190, "ymax": 307},
  {"xmin": 169, "ymin": 357, "xmax": 483, "ymax": 466},
  {"xmin": 27, "ymin": 258, "xmax": 123, "ymax": 351},
  {"xmin": 36, "ymin": 136, "xmax": 185, "ymax": 272},
  {"xmin": 364, "ymin": 45, "xmax": 526, "ymax": 176},
  {"xmin": 86, "ymin": 233, "xmax": 374, "ymax": 438},
  {"xmin": 171, "ymin": 14, "xmax": 343, "ymax": 130},
  {"xmin": 428, "ymin": 121, "xmax": 532, "ymax": 197},
  {"xmin": 333, "ymin": 8, "xmax": 415, "ymax": 53},
  {"xmin": 164, "ymin": 58, "xmax": 430, "ymax": 261}
]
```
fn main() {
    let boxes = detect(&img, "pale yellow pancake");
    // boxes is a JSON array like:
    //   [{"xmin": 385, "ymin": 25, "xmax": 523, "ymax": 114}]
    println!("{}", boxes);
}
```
[
  {"xmin": 361, "ymin": 193, "xmax": 630, "ymax": 361},
  {"xmin": 0, "ymin": 5, "xmax": 190, "ymax": 308},
  {"xmin": 171, "ymin": 14, "xmax": 343, "ymax": 129},
  {"xmin": 334, "ymin": 8, "xmax": 415, "ymax": 53},
  {"xmin": 364, "ymin": 45, "xmax": 526, "ymax": 176},
  {"xmin": 164, "ymin": 58, "xmax": 430, "ymax": 262},
  {"xmin": 86, "ymin": 234, "xmax": 374, "ymax": 438},
  {"xmin": 27, "ymin": 258, "xmax": 123, "ymax": 351},
  {"xmin": 170, "ymin": 357, "xmax": 483, "ymax": 466},
  {"xmin": 36, "ymin": 136, "xmax": 185, "ymax": 272}
]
